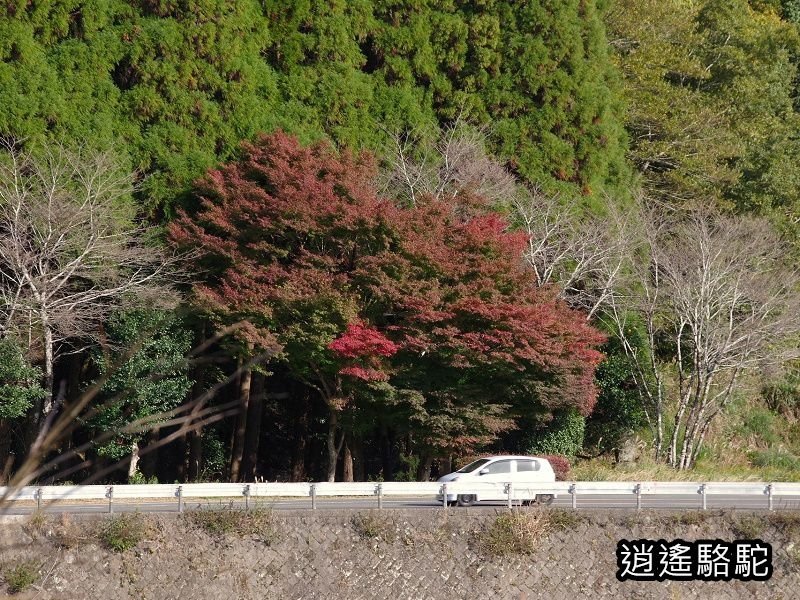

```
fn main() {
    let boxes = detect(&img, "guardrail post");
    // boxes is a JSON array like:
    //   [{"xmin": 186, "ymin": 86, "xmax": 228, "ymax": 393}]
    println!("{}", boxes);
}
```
[
  {"xmin": 310, "ymin": 483, "xmax": 317, "ymax": 510},
  {"xmin": 34, "ymin": 487, "xmax": 42, "ymax": 512},
  {"xmin": 375, "ymin": 484, "xmax": 383, "ymax": 510},
  {"xmin": 505, "ymin": 482, "xmax": 513, "ymax": 509},
  {"xmin": 767, "ymin": 483, "xmax": 774, "ymax": 511},
  {"xmin": 106, "ymin": 486, "xmax": 114, "ymax": 514},
  {"xmin": 441, "ymin": 483, "xmax": 448, "ymax": 509},
  {"xmin": 569, "ymin": 483, "xmax": 577, "ymax": 509},
  {"xmin": 699, "ymin": 483, "xmax": 707, "ymax": 510},
  {"xmin": 176, "ymin": 485, "xmax": 184, "ymax": 513},
  {"xmin": 243, "ymin": 484, "xmax": 251, "ymax": 510}
]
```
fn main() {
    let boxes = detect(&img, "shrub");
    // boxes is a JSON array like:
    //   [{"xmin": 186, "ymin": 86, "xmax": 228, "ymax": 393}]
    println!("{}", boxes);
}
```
[
  {"xmin": 541, "ymin": 455, "xmax": 571, "ymax": 481},
  {"xmin": 733, "ymin": 515, "xmax": 766, "ymax": 539},
  {"xmin": 187, "ymin": 508, "xmax": 278, "ymax": 545},
  {"xmin": 4, "ymin": 561, "xmax": 38, "ymax": 594},
  {"xmin": 548, "ymin": 509, "xmax": 583, "ymax": 530},
  {"xmin": 24, "ymin": 511, "xmax": 48, "ymax": 537},
  {"xmin": 97, "ymin": 514, "xmax": 150, "ymax": 553},
  {"xmin": 749, "ymin": 448, "xmax": 800, "ymax": 470},
  {"xmin": 52, "ymin": 513, "xmax": 84, "ymax": 549},
  {"xmin": 476, "ymin": 510, "xmax": 550, "ymax": 557},
  {"xmin": 524, "ymin": 409, "xmax": 585, "ymax": 459},
  {"xmin": 351, "ymin": 512, "xmax": 396, "ymax": 543}
]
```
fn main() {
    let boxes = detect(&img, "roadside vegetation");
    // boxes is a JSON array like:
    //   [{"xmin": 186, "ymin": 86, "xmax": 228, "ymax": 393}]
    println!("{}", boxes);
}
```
[
  {"xmin": 2, "ymin": 561, "xmax": 39, "ymax": 594},
  {"xmin": 474, "ymin": 510, "xmax": 552, "ymax": 557},
  {"xmin": 2, "ymin": 0, "xmax": 800, "ymax": 492},
  {"xmin": 186, "ymin": 508, "xmax": 279, "ymax": 545}
]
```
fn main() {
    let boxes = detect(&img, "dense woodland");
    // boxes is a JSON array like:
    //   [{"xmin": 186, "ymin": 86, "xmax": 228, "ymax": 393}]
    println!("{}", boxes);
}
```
[{"xmin": 3, "ymin": 0, "xmax": 800, "ymax": 486}]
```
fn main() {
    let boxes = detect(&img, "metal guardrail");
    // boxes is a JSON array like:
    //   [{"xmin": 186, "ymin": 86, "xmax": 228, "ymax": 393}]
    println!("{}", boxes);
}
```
[{"xmin": 3, "ymin": 481, "xmax": 799, "ymax": 513}]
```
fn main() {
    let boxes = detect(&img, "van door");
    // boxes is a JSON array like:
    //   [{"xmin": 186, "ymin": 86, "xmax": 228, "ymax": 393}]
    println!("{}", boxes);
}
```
[{"xmin": 478, "ymin": 459, "xmax": 514, "ymax": 500}]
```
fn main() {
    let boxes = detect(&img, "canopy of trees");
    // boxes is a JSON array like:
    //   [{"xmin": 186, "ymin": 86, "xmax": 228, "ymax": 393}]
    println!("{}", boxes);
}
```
[
  {"xmin": 0, "ymin": 0, "xmax": 629, "ymax": 215},
  {"xmin": 169, "ymin": 131, "xmax": 604, "ymax": 481}
]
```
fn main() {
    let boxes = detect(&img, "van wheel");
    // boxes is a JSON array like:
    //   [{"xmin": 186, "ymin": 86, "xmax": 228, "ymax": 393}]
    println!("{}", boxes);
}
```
[
  {"xmin": 521, "ymin": 499, "xmax": 534, "ymax": 507},
  {"xmin": 536, "ymin": 494, "xmax": 554, "ymax": 506},
  {"xmin": 457, "ymin": 494, "xmax": 476, "ymax": 507}
]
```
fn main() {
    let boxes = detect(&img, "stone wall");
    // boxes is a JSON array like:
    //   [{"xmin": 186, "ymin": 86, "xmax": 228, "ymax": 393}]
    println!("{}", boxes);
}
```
[{"xmin": 1, "ymin": 508, "xmax": 799, "ymax": 599}]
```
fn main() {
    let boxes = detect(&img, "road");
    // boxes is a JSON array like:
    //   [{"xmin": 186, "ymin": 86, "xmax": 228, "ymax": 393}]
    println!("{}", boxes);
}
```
[{"xmin": 2, "ymin": 493, "xmax": 799, "ymax": 516}]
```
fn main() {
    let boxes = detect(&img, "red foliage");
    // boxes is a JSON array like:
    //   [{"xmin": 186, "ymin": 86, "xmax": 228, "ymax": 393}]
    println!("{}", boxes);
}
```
[
  {"xmin": 328, "ymin": 322, "xmax": 399, "ymax": 358},
  {"xmin": 170, "ymin": 131, "xmax": 606, "ymax": 455},
  {"xmin": 329, "ymin": 321, "xmax": 399, "ymax": 381},
  {"xmin": 540, "ymin": 455, "xmax": 572, "ymax": 481}
]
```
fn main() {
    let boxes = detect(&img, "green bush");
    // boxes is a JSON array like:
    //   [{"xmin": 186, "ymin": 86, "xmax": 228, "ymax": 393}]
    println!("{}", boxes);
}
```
[
  {"xmin": 739, "ymin": 407, "xmax": 778, "ymax": 445},
  {"xmin": 4, "ymin": 561, "xmax": 38, "ymax": 594},
  {"xmin": 524, "ymin": 409, "xmax": 586, "ymax": 459},
  {"xmin": 749, "ymin": 448, "xmax": 800, "ymax": 470},
  {"xmin": 97, "ymin": 514, "xmax": 149, "ymax": 553}
]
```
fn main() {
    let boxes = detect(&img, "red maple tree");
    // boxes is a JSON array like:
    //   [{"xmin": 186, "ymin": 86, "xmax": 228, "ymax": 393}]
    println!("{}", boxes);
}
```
[{"xmin": 170, "ymin": 131, "xmax": 604, "ymax": 480}]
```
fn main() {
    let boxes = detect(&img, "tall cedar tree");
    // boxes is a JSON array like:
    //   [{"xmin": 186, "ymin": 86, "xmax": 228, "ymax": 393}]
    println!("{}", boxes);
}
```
[
  {"xmin": 0, "ymin": 0, "xmax": 628, "ymax": 214},
  {"xmin": 169, "ymin": 131, "xmax": 604, "ymax": 481}
]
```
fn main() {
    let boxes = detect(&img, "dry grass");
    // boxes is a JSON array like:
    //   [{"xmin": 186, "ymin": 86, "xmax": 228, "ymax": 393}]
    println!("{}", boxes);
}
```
[
  {"xmin": 23, "ymin": 511, "xmax": 48, "ymax": 537},
  {"xmin": 475, "ymin": 510, "xmax": 551, "ymax": 557},
  {"xmin": 547, "ymin": 509, "xmax": 584, "ymax": 530},
  {"xmin": 22, "ymin": 512, "xmax": 89, "ymax": 548},
  {"xmin": 573, "ymin": 457, "xmax": 800, "ymax": 483},
  {"xmin": 732, "ymin": 515, "xmax": 766, "ymax": 539},
  {"xmin": 767, "ymin": 512, "xmax": 800, "ymax": 535},
  {"xmin": 351, "ymin": 512, "xmax": 397, "ymax": 543},
  {"xmin": 186, "ymin": 508, "xmax": 279, "ymax": 545}
]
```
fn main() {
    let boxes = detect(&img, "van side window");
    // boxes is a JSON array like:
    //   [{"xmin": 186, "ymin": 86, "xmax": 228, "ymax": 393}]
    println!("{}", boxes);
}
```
[
  {"xmin": 517, "ymin": 460, "xmax": 539, "ymax": 472},
  {"xmin": 483, "ymin": 460, "xmax": 512, "ymax": 474}
]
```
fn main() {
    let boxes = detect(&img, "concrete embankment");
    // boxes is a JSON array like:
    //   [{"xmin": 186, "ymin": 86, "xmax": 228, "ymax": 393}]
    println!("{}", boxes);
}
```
[{"xmin": 1, "ymin": 508, "xmax": 799, "ymax": 599}]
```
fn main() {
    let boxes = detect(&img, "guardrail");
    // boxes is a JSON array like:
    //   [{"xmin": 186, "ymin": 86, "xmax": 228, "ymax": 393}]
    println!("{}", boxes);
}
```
[{"xmin": 3, "ymin": 481, "xmax": 800, "ymax": 514}]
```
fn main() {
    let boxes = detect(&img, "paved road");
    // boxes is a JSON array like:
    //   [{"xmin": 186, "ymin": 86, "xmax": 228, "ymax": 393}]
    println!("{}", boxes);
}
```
[{"xmin": 2, "ymin": 493, "xmax": 799, "ymax": 516}]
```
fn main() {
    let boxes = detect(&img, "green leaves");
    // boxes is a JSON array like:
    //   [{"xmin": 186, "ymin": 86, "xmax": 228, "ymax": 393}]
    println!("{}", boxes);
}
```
[
  {"xmin": 90, "ymin": 309, "xmax": 193, "ymax": 460},
  {"xmin": 0, "ymin": 339, "xmax": 46, "ymax": 421}
]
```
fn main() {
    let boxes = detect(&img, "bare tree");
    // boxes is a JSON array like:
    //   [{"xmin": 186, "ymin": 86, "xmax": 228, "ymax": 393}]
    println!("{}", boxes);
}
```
[
  {"xmin": 512, "ymin": 188, "xmax": 634, "ymax": 320},
  {"xmin": 601, "ymin": 201, "xmax": 669, "ymax": 459},
  {"xmin": 378, "ymin": 117, "xmax": 518, "ymax": 207},
  {"xmin": 0, "ymin": 140, "xmax": 181, "ymax": 427},
  {"xmin": 602, "ymin": 203, "xmax": 800, "ymax": 468},
  {"xmin": 380, "ymin": 119, "xmax": 634, "ymax": 321}
]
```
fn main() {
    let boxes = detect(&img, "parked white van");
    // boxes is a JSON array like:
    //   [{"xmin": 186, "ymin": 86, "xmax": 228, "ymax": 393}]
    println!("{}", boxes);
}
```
[{"xmin": 436, "ymin": 455, "xmax": 557, "ymax": 506}]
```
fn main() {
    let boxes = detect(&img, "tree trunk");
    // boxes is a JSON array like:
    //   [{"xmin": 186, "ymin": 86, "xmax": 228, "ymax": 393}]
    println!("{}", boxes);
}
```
[
  {"xmin": 382, "ymin": 428, "xmax": 397, "ymax": 481},
  {"xmin": 416, "ymin": 454, "xmax": 433, "ymax": 481},
  {"xmin": 290, "ymin": 392, "xmax": 310, "ymax": 482},
  {"xmin": 128, "ymin": 440, "xmax": 140, "ymax": 480},
  {"xmin": 141, "ymin": 428, "xmax": 160, "ymax": 480},
  {"xmin": 188, "ymin": 428, "xmax": 202, "ymax": 482},
  {"xmin": 39, "ymin": 317, "xmax": 55, "ymax": 422},
  {"xmin": 353, "ymin": 436, "xmax": 365, "ymax": 481},
  {"xmin": 229, "ymin": 363, "xmax": 252, "ymax": 482},
  {"xmin": 342, "ymin": 436, "xmax": 354, "ymax": 482},
  {"xmin": 326, "ymin": 407, "xmax": 343, "ymax": 483},
  {"xmin": 240, "ymin": 371, "xmax": 265, "ymax": 482},
  {"xmin": 0, "ymin": 420, "xmax": 12, "ymax": 484}
]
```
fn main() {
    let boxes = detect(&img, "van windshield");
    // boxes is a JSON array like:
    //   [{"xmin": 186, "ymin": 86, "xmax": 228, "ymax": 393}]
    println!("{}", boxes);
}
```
[{"xmin": 456, "ymin": 458, "xmax": 491, "ymax": 473}]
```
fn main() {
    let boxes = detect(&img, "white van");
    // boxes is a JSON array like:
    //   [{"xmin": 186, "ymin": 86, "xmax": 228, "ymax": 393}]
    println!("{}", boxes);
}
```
[{"xmin": 436, "ymin": 455, "xmax": 557, "ymax": 506}]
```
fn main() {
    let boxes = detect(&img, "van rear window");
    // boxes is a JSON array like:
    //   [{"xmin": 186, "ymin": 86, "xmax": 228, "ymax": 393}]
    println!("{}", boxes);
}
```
[{"xmin": 517, "ymin": 460, "xmax": 540, "ymax": 472}]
